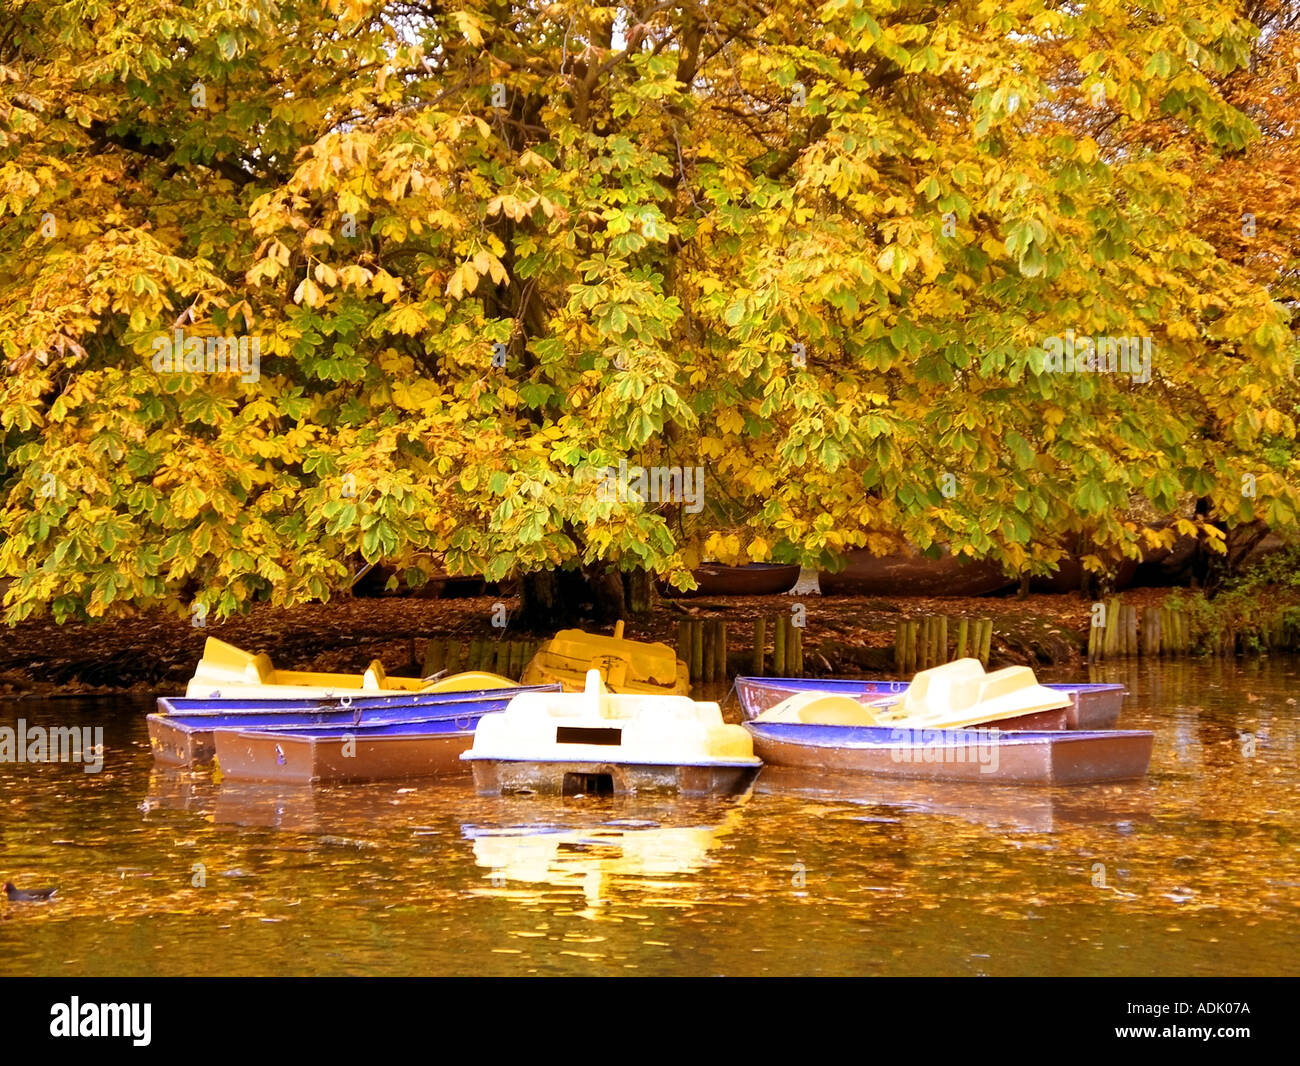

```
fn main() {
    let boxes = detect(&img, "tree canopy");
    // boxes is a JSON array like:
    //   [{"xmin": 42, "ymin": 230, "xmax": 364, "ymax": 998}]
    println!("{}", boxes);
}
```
[{"xmin": 2, "ymin": 0, "xmax": 1298, "ymax": 623}]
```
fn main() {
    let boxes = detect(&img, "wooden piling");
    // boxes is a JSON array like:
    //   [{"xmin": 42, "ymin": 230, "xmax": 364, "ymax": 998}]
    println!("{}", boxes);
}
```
[
  {"xmin": 752, "ymin": 618, "xmax": 766, "ymax": 675},
  {"xmin": 715, "ymin": 620, "xmax": 728, "ymax": 681},
  {"xmin": 494, "ymin": 640, "xmax": 510, "ymax": 676},
  {"xmin": 1102, "ymin": 597, "xmax": 1121, "ymax": 658},
  {"xmin": 894, "ymin": 620, "xmax": 906, "ymax": 675},
  {"xmin": 690, "ymin": 621, "xmax": 704, "ymax": 682},
  {"xmin": 789, "ymin": 619, "xmax": 802, "ymax": 677},
  {"xmin": 938, "ymin": 616, "xmax": 949, "ymax": 665},
  {"xmin": 702, "ymin": 621, "xmax": 716, "ymax": 682},
  {"xmin": 977, "ymin": 618, "xmax": 992, "ymax": 666},
  {"xmin": 956, "ymin": 618, "xmax": 969, "ymax": 659},
  {"xmin": 906, "ymin": 620, "xmax": 918, "ymax": 674},
  {"xmin": 424, "ymin": 638, "xmax": 445, "ymax": 677},
  {"xmin": 677, "ymin": 621, "xmax": 691, "ymax": 672},
  {"xmin": 774, "ymin": 614, "xmax": 787, "ymax": 675}
]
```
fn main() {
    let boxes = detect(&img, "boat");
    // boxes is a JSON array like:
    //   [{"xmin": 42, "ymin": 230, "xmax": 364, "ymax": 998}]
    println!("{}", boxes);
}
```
[
  {"xmin": 661, "ymin": 563, "xmax": 801, "ymax": 598},
  {"xmin": 185, "ymin": 637, "xmax": 516, "ymax": 698},
  {"xmin": 734, "ymin": 672, "xmax": 1125, "ymax": 730},
  {"xmin": 521, "ymin": 621, "xmax": 690, "ymax": 695},
  {"xmin": 751, "ymin": 661, "xmax": 1076, "ymax": 731},
  {"xmin": 462, "ymin": 669, "xmax": 762, "ymax": 796},
  {"xmin": 150, "ymin": 686, "xmax": 557, "ymax": 767},
  {"xmin": 742, "ymin": 661, "xmax": 1152, "ymax": 784},
  {"xmin": 818, "ymin": 546, "xmax": 1015, "ymax": 597},
  {"xmin": 212, "ymin": 716, "xmax": 485, "ymax": 784},
  {"xmin": 744, "ymin": 721, "xmax": 1154, "ymax": 784}
]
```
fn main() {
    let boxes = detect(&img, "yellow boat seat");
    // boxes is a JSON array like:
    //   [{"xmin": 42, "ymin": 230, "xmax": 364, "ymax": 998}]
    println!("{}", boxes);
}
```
[
  {"xmin": 362, "ymin": 661, "xmax": 387, "ymax": 691},
  {"xmin": 755, "ymin": 692, "xmax": 882, "ymax": 726}
]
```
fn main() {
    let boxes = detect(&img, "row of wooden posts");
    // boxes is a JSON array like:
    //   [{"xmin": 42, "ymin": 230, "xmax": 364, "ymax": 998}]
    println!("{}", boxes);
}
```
[
  {"xmin": 416, "ymin": 601, "xmax": 1292, "ymax": 687},
  {"xmin": 422, "ymin": 636, "xmax": 542, "ymax": 681},
  {"xmin": 1089, "ymin": 599, "xmax": 1241, "ymax": 660},
  {"xmin": 894, "ymin": 617, "xmax": 994, "ymax": 674},
  {"xmin": 676, "ymin": 617, "xmax": 804, "ymax": 682}
]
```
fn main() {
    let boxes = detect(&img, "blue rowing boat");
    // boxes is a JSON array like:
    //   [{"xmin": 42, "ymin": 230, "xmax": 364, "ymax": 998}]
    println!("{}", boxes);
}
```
[
  {"xmin": 745, "ymin": 721, "xmax": 1154, "ymax": 784},
  {"xmin": 734, "ymin": 676, "xmax": 1125, "ymax": 729},
  {"xmin": 149, "ymin": 685, "xmax": 559, "ymax": 766}
]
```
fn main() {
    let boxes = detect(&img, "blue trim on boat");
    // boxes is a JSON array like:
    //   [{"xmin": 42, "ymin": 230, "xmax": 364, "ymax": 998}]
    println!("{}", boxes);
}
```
[
  {"xmin": 156, "ymin": 684, "xmax": 557, "ymax": 717},
  {"xmin": 735, "ymin": 676, "xmax": 1125, "ymax": 696},
  {"xmin": 744, "ymin": 721, "xmax": 1149, "ymax": 748}
]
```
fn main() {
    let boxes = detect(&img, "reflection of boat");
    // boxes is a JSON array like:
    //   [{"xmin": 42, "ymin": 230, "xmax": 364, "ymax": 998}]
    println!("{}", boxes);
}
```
[
  {"xmin": 754, "ymin": 765, "xmax": 1156, "ymax": 832},
  {"xmin": 744, "ymin": 721, "xmax": 1154, "ymax": 784},
  {"xmin": 521, "ymin": 622, "xmax": 690, "ymax": 695},
  {"xmin": 735, "ymin": 675, "xmax": 1125, "ymax": 730},
  {"xmin": 463, "ymin": 800, "xmax": 747, "ymax": 907},
  {"xmin": 150, "ymin": 687, "xmax": 555, "ymax": 767},
  {"xmin": 185, "ymin": 637, "xmax": 515, "ymax": 699},
  {"xmin": 212, "ymin": 715, "xmax": 488, "ymax": 784},
  {"xmin": 818, "ymin": 547, "xmax": 1014, "ymax": 597},
  {"xmin": 464, "ymin": 670, "xmax": 761, "ymax": 796},
  {"xmin": 662, "ymin": 563, "xmax": 801, "ymax": 598}
]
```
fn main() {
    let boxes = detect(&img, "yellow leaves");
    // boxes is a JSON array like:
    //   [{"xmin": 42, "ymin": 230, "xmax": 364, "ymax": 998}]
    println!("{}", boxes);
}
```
[
  {"xmin": 447, "ymin": 252, "xmax": 505, "ymax": 299},
  {"xmin": 453, "ymin": 10, "xmax": 485, "ymax": 47},
  {"xmin": 372, "ymin": 270, "xmax": 403, "ymax": 303},
  {"xmin": 446, "ymin": 261, "xmax": 478, "ymax": 300},
  {"xmin": 716, "ymin": 408, "xmax": 745, "ymax": 435},
  {"xmin": 388, "ymin": 303, "xmax": 428, "ymax": 335},
  {"xmin": 699, "ymin": 436, "xmax": 726, "ymax": 459},
  {"xmin": 339, "ymin": 264, "xmax": 374, "ymax": 290},
  {"xmin": 293, "ymin": 277, "xmax": 325, "ymax": 308},
  {"xmin": 746, "ymin": 535, "xmax": 770, "ymax": 561},
  {"xmin": 472, "ymin": 249, "xmax": 508, "ymax": 284},
  {"xmin": 704, "ymin": 531, "xmax": 744, "ymax": 564},
  {"xmin": 313, "ymin": 261, "xmax": 338, "ymax": 287},
  {"xmin": 303, "ymin": 228, "xmax": 334, "ymax": 252}
]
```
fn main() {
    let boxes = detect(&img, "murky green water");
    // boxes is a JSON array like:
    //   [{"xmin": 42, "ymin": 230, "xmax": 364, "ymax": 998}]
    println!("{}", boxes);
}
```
[{"xmin": 2, "ymin": 660, "xmax": 1297, "ymax": 975}]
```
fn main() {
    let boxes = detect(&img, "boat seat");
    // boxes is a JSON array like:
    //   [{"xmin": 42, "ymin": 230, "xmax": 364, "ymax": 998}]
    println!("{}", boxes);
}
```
[
  {"xmin": 362, "ymin": 661, "xmax": 387, "ymax": 691},
  {"xmin": 900, "ymin": 658, "xmax": 985, "ymax": 718},
  {"xmin": 246, "ymin": 653, "xmax": 275, "ymax": 685},
  {"xmin": 756, "ymin": 693, "xmax": 881, "ymax": 726},
  {"xmin": 977, "ymin": 666, "xmax": 1039, "ymax": 703}
]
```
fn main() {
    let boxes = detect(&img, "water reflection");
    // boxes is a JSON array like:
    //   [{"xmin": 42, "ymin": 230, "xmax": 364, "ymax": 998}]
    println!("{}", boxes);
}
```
[{"xmin": 463, "ymin": 798, "xmax": 749, "ymax": 915}]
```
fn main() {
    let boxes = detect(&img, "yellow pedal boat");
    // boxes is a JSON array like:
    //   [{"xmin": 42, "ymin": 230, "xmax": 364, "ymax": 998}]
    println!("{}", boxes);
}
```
[
  {"xmin": 463, "ymin": 669, "xmax": 760, "ymax": 795},
  {"xmin": 185, "ymin": 637, "xmax": 517, "ymax": 699},
  {"xmin": 754, "ymin": 658, "xmax": 1072, "ymax": 729},
  {"xmin": 521, "ymin": 622, "xmax": 690, "ymax": 696}
]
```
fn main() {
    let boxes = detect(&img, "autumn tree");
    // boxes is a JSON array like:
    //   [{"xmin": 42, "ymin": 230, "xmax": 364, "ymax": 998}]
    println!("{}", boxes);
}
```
[{"xmin": 1, "ymin": 0, "xmax": 1297, "ymax": 625}]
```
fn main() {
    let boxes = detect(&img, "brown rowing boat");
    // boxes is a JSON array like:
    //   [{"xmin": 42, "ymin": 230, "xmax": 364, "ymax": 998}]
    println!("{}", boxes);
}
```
[{"xmin": 213, "ymin": 726, "xmax": 474, "ymax": 784}]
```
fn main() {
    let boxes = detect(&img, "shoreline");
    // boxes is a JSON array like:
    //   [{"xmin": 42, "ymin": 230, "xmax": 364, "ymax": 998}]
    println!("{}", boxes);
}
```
[{"xmin": 0, "ymin": 588, "xmax": 1199, "ymax": 700}]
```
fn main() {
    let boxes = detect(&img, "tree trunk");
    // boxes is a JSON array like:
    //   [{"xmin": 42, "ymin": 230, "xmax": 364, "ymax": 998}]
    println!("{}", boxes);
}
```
[{"xmin": 516, "ymin": 563, "xmax": 633, "ymax": 630}]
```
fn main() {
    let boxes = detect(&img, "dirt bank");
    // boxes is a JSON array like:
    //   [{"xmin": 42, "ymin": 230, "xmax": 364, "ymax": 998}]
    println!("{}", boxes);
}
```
[{"xmin": 0, "ymin": 587, "xmax": 1195, "ymax": 700}]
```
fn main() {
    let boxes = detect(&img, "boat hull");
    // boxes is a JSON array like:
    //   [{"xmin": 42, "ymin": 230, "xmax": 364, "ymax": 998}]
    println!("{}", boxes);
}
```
[
  {"xmin": 662, "ymin": 563, "xmax": 801, "ymax": 598},
  {"xmin": 745, "ymin": 722, "xmax": 1153, "ymax": 785},
  {"xmin": 734, "ymin": 677, "xmax": 1124, "ymax": 730},
  {"xmin": 214, "ymin": 723, "xmax": 476, "ymax": 784},
  {"xmin": 149, "ymin": 690, "xmax": 538, "ymax": 768},
  {"xmin": 468, "ymin": 759, "xmax": 760, "ymax": 797},
  {"xmin": 818, "ymin": 548, "xmax": 1015, "ymax": 597}
]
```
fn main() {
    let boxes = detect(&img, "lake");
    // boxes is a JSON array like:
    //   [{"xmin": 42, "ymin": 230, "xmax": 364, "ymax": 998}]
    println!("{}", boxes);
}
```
[{"xmin": 2, "ymin": 659, "xmax": 1297, "ymax": 975}]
